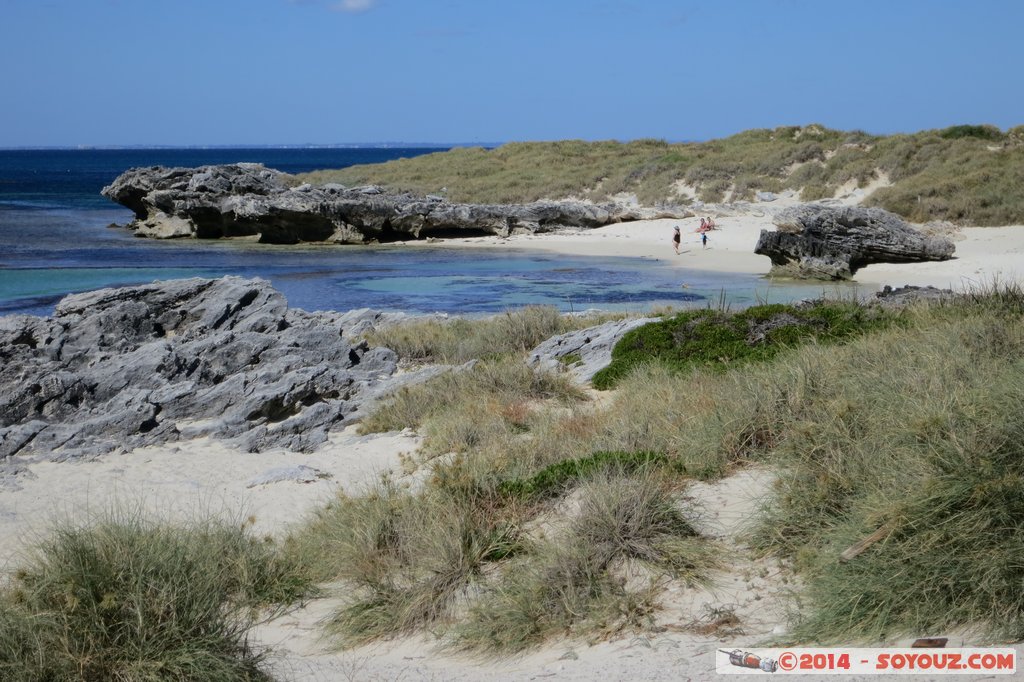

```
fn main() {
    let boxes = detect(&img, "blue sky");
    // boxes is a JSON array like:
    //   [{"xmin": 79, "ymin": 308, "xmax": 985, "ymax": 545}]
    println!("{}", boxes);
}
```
[{"xmin": 1, "ymin": 0, "xmax": 1021, "ymax": 146}]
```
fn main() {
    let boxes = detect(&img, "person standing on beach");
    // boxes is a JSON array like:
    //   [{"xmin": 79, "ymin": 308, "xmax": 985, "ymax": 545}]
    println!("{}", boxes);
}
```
[
  {"xmin": 672, "ymin": 226, "xmax": 681, "ymax": 254},
  {"xmin": 701, "ymin": 232, "xmax": 708, "ymax": 249}
]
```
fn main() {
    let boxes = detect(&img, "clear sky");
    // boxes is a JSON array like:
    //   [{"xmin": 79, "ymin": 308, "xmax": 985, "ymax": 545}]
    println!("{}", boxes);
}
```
[{"xmin": 2, "ymin": 0, "xmax": 1022, "ymax": 147}]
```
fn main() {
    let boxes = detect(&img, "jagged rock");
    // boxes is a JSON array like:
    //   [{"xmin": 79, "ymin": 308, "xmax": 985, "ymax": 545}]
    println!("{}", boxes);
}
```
[
  {"xmin": 102, "ymin": 164, "xmax": 687, "ymax": 244},
  {"xmin": 754, "ymin": 204, "xmax": 955, "ymax": 279},
  {"xmin": 873, "ymin": 284, "xmax": 957, "ymax": 307},
  {"xmin": 0, "ymin": 277, "xmax": 416, "ymax": 466},
  {"xmin": 528, "ymin": 317, "xmax": 658, "ymax": 384}
]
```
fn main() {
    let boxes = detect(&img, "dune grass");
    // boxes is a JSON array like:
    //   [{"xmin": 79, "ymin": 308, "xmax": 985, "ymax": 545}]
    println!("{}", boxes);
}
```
[
  {"xmin": 740, "ymin": 294, "xmax": 1024, "ymax": 642},
  {"xmin": 293, "ymin": 124, "xmax": 1024, "ymax": 225},
  {"xmin": 456, "ymin": 468, "xmax": 716, "ymax": 653},
  {"xmin": 289, "ymin": 460, "xmax": 718, "ymax": 653},
  {"xmin": 0, "ymin": 511, "xmax": 313, "ymax": 681},
  {"xmin": 363, "ymin": 305, "xmax": 625, "ymax": 365},
  {"xmin": 15, "ymin": 292, "xmax": 1021, "ymax": 667},
  {"xmin": 304, "ymin": 287, "xmax": 1024, "ymax": 650}
]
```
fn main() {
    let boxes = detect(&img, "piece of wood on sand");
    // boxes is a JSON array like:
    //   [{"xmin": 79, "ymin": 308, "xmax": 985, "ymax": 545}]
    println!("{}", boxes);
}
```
[
  {"xmin": 911, "ymin": 637, "xmax": 949, "ymax": 648},
  {"xmin": 838, "ymin": 525, "xmax": 890, "ymax": 563}
]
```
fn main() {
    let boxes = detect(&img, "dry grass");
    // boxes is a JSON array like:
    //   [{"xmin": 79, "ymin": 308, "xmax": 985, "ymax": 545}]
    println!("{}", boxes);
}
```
[
  {"xmin": 294, "ymin": 124, "xmax": 1024, "ymax": 225},
  {"xmin": 365, "ymin": 306, "xmax": 625, "ymax": 365},
  {"xmin": 295, "ymin": 287, "xmax": 1024, "ymax": 650},
  {"xmin": 0, "ymin": 510, "xmax": 311, "ymax": 681}
]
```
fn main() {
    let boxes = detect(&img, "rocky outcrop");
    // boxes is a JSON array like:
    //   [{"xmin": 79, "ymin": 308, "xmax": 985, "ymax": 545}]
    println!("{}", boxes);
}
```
[
  {"xmin": 529, "ymin": 317, "xmax": 658, "ymax": 384},
  {"xmin": 102, "ymin": 164, "xmax": 680, "ymax": 244},
  {"xmin": 754, "ymin": 205, "xmax": 955, "ymax": 279},
  {"xmin": 873, "ymin": 284, "xmax": 958, "ymax": 307},
  {"xmin": 0, "ymin": 277, "xmax": 434, "ymax": 481}
]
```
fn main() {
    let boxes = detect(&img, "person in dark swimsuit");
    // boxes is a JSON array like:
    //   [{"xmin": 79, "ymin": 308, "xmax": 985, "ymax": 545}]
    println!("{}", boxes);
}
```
[{"xmin": 673, "ymin": 226, "xmax": 681, "ymax": 254}]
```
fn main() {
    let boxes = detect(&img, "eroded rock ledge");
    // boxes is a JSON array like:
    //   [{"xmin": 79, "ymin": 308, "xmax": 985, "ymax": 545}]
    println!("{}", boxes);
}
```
[
  {"xmin": 0, "ymin": 278, "xmax": 443, "ymax": 483},
  {"xmin": 754, "ymin": 204, "xmax": 955, "ymax": 279},
  {"xmin": 102, "ymin": 164, "xmax": 681, "ymax": 243}
]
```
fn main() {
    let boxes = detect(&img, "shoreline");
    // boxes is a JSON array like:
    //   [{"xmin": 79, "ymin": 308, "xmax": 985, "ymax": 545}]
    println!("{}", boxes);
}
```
[{"xmin": 413, "ymin": 212, "xmax": 1024, "ymax": 292}]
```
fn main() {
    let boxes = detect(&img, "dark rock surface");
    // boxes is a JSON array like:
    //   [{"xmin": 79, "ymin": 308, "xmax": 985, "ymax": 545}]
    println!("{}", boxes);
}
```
[
  {"xmin": 873, "ymin": 284, "xmax": 958, "ymax": 307},
  {"xmin": 754, "ymin": 204, "xmax": 955, "ymax": 279},
  {"xmin": 0, "ymin": 277, "xmax": 424, "ymax": 481},
  {"xmin": 102, "ymin": 164, "xmax": 679, "ymax": 244}
]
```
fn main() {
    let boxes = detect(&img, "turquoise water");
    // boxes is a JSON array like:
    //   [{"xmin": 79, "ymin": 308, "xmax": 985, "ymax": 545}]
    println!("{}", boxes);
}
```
[{"xmin": 0, "ymin": 148, "xmax": 859, "ymax": 317}]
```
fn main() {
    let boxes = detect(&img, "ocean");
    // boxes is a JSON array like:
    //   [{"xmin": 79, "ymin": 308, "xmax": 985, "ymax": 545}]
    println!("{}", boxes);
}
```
[{"xmin": 0, "ymin": 148, "xmax": 827, "ymax": 317}]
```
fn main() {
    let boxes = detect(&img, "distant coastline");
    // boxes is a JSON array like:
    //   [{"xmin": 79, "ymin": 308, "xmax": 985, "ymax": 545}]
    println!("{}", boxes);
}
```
[{"xmin": 0, "ymin": 142, "xmax": 503, "ymax": 151}]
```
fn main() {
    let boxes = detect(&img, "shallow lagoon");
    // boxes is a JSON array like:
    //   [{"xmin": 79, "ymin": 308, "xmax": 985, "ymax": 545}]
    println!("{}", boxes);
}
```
[
  {"xmin": 0, "ymin": 147, "xmax": 869, "ymax": 317},
  {"xmin": 0, "ymin": 205, "xmax": 870, "ymax": 317}
]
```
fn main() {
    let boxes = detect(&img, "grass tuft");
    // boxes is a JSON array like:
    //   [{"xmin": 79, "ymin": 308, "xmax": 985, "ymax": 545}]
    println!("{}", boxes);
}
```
[
  {"xmin": 0, "ymin": 511, "xmax": 312, "ymax": 681},
  {"xmin": 456, "ymin": 469, "xmax": 715, "ymax": 653},
  {"xmin": 365, "ymin": 306, "xmax": 624, "ymax": 365}
]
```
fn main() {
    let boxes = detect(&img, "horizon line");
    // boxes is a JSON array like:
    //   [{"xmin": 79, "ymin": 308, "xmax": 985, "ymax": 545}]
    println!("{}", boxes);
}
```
[{"xmin": 0, "ymin": 142, "xmax": 507, "ymax": 151}]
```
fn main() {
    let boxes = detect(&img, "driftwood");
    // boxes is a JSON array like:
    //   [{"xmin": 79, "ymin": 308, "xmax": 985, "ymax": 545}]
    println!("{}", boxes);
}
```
[
  {"xmin": 838, "ymin": 525, "xmax": 891, "ymax": 563},
  {"xmin": 911, "ymin": 638, "xmax": 949, "ymax": 648}
]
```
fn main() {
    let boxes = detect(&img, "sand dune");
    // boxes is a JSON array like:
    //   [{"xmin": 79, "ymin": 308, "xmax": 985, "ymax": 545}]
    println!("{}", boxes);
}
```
[{"xmin": 3, "ymin": 200, "xmax": 1023, "ymax": 679}]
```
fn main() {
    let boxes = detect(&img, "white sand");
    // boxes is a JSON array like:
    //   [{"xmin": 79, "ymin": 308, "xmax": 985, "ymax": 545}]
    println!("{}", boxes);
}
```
[
  {"xmin": 3, "ymin": 199, "xmax": 1023, "ymax": 679},
  {"xmin": 418, "ymin": 207, "xmax": 1024, "ymax": 293},
  {"xmin": 0, "ymin": 425, "xmax": 420, "ymax": 567}
]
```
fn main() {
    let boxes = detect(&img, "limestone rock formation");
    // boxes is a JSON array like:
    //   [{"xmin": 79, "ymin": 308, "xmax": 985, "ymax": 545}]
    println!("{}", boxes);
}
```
[
  {"xmin": 873, "ymin": 284, "xmax": 958, "ymax": 307},
  {"xmin": 102, "ymin": 164, "xmax": 680, "ymax": 244},
  {"xmin": 754, "ymin": 204, "xmax": 955, "ymax": 279},
  {"xmin": 529, "ymin": 317, "xmax": 658, "ymax": 384},
  {"xmin": 0, "ymin": 277, "xmax": 421, "ymax": 481}
]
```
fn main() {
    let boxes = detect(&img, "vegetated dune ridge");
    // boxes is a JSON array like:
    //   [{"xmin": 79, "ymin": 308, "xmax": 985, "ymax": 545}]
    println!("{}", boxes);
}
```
[
  {"xmin": 4, "ymin": 282, "xmax": 1024, "ymax": 680},
  {"xmin": 297, "ymin": 123, "xmax": 1024, "ymax": 227}
]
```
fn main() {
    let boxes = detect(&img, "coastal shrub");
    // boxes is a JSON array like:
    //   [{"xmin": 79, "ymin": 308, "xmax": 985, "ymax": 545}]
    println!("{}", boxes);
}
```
[
  {"xmin": 308, "ymin": 288, "xmax": 1024, "ymax": 650},
  {"xmin": 799, "ymin": 183, "xmax": 834, "ymax": 201},
  {"xmin": 938, "ymin": 124, "xmax": 1004, "ymax": 140},
  {"xmin": 698, "ymin": 178, "xmax": 731, "ymax": 203},
  {"xmin": 358, "ymin": 356, "xmax": 584, "ymax": 445},
  {"xmin": 0, "ymin": 512, "xmax": 311, "ymax": 681},
  {"xmin": 456, "ymin": 469, "xmax": 716, "ymax": 653},
  {"xmin": 497, "ymin": 450, "xmax": 671, "ymax": 502},
  {"xmin": 297, "ymin": 425, "xmax": 719, "ymax": 651},
  {"xmin": 294, "ymin": 124, "xmax": 1024, "ymax": 225},
  {"xmin": 365, "ymin": 306, "xmax": 623, "ymax": 364},
  {"xmin": 291, "ymin": 479, "xmax": 523, "ymax": 645},
  {"xmin": 745, "ymin": 299, "xmax": 1024, "ymax": 641},
  {"xmin": 590, "ymin": 301, "xmax": 893, "ymax": 390}
]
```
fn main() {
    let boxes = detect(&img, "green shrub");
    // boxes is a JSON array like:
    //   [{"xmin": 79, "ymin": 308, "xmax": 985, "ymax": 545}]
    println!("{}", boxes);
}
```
[
  {"xmin": 743, "ymin": 299, "xmax": 1024, "ymax": 642},
  {"xmin": 591, "ymin": 301, "xmax": 893, "ymax": 389},
  {"xmin": 497, "ymin": 451, "xmax": 671, "ymax": 501},
  {"xmin": 938, "ymin": 124, "xmax": 1004, "ymax": 140},
  {"xmin": 457, "ymin": 469, "xmax": 715, "ymax": 652},
  {"xmin": 365, "ymin": 306, "xmax": 566, "ymax": 364},
  {"xmin": 0, "ymin": 513, "xmax": 311, "ymax": 681}
]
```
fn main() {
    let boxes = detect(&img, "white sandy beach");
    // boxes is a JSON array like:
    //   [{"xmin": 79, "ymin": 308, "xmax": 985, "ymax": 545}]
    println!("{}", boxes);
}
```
[
  {"xmin": 431, "ymin": 203, "xmax": 1024, "ymax": 294},
  {"xmin": 3, "ymin": 198, "xmax": 1023, "ymax": 680}
]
